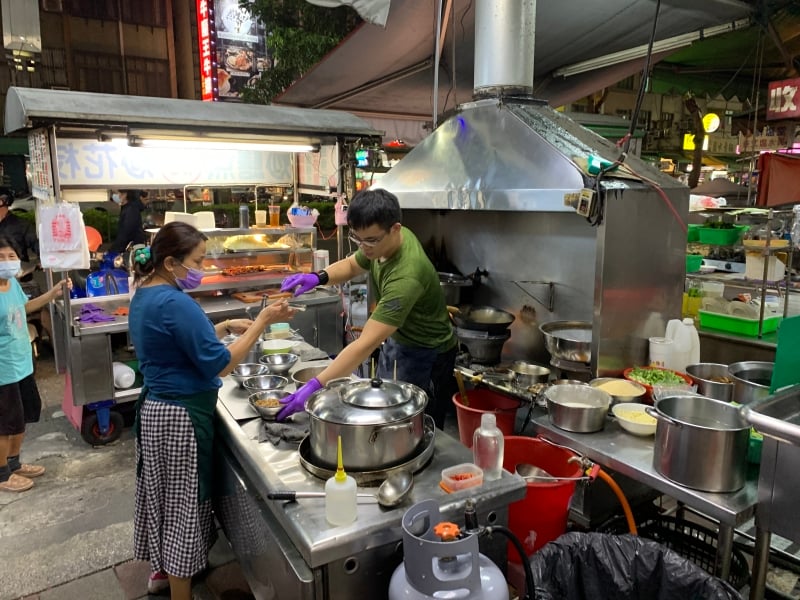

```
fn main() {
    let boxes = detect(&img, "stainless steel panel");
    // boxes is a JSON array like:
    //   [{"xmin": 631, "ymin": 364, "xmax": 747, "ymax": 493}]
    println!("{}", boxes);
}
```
[
  {"xmin": 67, "ymin": 334, "xmax": 114, "ymax": 405},
  {"xmin": 405, "ymin": 210, "xmax": 596, "ymax": 365},
  {"xmin": 757, "ymin": 437, "xmax": 800, "ymax": 543},
  {"xmin": 593, "ymin": 184, "xmax": 687, "ymax": 375},
  {"xmin": 216, "ymin": 448, "xmax": 316, "ymax": 600}
]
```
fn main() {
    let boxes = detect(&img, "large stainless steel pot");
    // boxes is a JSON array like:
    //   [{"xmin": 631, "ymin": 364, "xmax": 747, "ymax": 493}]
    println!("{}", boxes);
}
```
[
  {"xmin": 452, "ymin": 305, "xmax": 515, "ymax": 334},
  {"xmin": 646, "ymin": 394, "xmax": 749, "ymax": 492},
  {"xmin": 305, "ymin": 378, "xmax": 427, "ymax": 470},
  {"xmin": 728, "ymin": 361, "xmax": 774, "ymax": 405},
  {"xmin": 544, "ymin": 384, "xmax": 610, "ymax": 433},
  {"xmin": 539, "ymin": 320, "xmax": 592, "ymax": 363},
  {"xmin": 438, "ymin": 272, "xmax": 473, "ymax": 306}
]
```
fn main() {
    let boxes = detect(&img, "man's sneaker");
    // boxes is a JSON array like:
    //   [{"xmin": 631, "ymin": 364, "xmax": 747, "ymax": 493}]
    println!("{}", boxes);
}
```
[{"xmin": 147, "ymin": 571, "xmax": 170, "ymax": 594}]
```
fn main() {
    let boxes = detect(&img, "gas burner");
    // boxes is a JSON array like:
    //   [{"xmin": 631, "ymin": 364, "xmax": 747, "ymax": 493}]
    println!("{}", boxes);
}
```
[
  {"xmin": 549, "ymin": 357, "xmax": 592, "ymax": 381},
  {"xmin": 297, "ymin": 416, "xmax": 435, "ymax": 486}
]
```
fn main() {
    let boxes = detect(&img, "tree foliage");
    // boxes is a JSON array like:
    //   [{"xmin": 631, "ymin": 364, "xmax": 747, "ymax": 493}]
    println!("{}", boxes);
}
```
[{"xmin": 242, "ymin": 0, "xmax": 360, "ymax": 104}]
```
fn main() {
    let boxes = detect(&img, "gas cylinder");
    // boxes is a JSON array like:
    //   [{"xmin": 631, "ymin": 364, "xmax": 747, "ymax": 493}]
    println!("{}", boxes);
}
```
[{"xmin": 388, "ymin": 500, "xmax": 508, "ymax": 600}]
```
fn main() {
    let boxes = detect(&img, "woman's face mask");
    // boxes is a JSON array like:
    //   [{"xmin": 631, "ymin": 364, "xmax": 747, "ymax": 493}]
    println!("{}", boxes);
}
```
[
  {"xmin": 111, "ymin": 193, "xmax": 121, "ymax": 204},
  {"xmin": 0, "ymin": 259, "xmax": 21, "ymax": 280},
  {"xmin": 175, "ymin": 264, "xmax": 204, "ymax": 290}
]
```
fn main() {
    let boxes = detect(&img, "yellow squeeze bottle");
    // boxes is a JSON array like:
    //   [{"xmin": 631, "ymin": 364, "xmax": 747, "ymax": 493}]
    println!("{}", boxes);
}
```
[{"xmin": 325, "ymin": 436, "xmax": 357, "ymax": 525}]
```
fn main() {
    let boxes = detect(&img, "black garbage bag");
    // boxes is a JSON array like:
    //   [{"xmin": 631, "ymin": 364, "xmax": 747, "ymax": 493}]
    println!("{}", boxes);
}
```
[{"xmin": 530, "ymin": 532, "xmax": 742, "ymax": 600}]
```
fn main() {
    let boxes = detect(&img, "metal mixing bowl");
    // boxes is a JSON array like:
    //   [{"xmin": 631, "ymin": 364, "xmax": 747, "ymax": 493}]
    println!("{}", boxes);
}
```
[
  {"xmin": 249, "ymin": 390, "xmax": 291, "ymax": 420},
  {"xmin": 258, "ymin": 353, "xmax": 299, "ymax": 375},
  {"xmin": 539, "ymin": 320, "xmax": 592, "ymax": 363},
  {"xmin": 243, "ymin": 374, "xmax": 289, "ymax": 394},
  {"xmin": 292, "ymin": 365, "xmax": 328, "ymax": 386},
  {"xmin": 589, "ymin": 377, "xmax": 646, "ymax": 407},
  {"xmin": 230, "ymin": 363, "xmax": 269, "ymax": 387}
]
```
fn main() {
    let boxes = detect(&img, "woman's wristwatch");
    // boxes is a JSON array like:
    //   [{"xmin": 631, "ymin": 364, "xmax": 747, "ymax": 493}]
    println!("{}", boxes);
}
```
[{"xmin": 316, "ymin": 269, "xmax": 329, "ymax": 285}]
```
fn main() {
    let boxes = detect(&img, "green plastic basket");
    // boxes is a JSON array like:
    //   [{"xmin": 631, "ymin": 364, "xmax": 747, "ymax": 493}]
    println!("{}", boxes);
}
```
[
  {"xmin": 698, "ymin": 310, "xmax": 781, "ymax": 336},
  {"xmin": 687, "ymin": 224, "xmax": 701, "ymax": 243},
  {"xmin": 696, "ymin": 225, "xmax": 748, "ymax": 245},
  {"xmin": 686, "ymin": 254, "xmax": 703, "ymax": 273}
]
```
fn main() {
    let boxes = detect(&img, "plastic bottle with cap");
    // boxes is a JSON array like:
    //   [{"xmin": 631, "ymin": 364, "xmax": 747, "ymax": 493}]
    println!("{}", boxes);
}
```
[
  {"xmin": 664, "ymin": 318, "xmax": 700, "ymax": 372},
  {"xmin": 325, "ymin": 436, "xmax": 357, "ymax": 526},
  {"xmin": 473, "ymin": 413, "xmax": 504, "ymax": 481}
]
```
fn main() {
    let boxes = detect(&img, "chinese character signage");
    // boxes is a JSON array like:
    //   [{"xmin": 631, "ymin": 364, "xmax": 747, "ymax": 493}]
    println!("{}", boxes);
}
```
[
  {"xmin": 197, "ymin": 0, "xmax": 270, "ymax": 102},
  {"xmin": 53, "ymin": 139, "xmax": 291, "ymax": 187},
  {"xmin": 767, "ymin": 78, "xmax": 800, "ymax": 121},
  {"xmin": 28, "ymin": 129, "xmax": 54, "ymax": 202},
  {"xmin": 196, "ymin": 0, "xmax": 215, "ymax": 101}
]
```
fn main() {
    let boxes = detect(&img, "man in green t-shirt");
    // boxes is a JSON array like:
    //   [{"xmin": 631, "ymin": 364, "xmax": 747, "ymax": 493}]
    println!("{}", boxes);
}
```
[{"xmin": 278, "ymin": 189, "xmax": 457, "ymax": 429}]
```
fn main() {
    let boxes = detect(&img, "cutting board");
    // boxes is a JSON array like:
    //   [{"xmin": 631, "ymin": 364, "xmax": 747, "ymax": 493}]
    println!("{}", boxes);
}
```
[
  {"xmin": 231, "ymin": 290, "xmax": 292, "ymax": 304},
  {"xmin": 770, "ymin": 315, "xmax": 800, "ymax": 392}
]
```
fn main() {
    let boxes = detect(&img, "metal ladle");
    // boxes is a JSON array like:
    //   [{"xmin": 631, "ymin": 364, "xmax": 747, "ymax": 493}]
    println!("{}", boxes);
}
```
[
  {"xmin": 515, "ymin": 463, "xmax": 557, "ymax": 481},
  {"xmin": 376, "ymin": 468, "xmax": 413, "ymax": 508}
]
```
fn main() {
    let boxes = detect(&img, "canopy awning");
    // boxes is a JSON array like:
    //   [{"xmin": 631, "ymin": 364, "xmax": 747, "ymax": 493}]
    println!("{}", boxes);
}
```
[
  {"xmin": 275, "ymin": 0, "xmax": 754, "ymax": 118},
  {"xmin": 4, "ymin": 87, "xmax": 382, "ymax": 140}
]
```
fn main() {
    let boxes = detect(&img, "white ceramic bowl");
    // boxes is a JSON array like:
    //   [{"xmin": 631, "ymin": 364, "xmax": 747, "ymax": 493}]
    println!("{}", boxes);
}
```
[{"xmin": 612, "ymin": 402, "xmax": 657, "ymax": 436}]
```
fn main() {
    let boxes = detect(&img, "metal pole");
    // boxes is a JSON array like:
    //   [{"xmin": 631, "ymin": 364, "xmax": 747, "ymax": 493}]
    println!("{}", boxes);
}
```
[{"xmin": 432, "ymin": 0, "xmax": 443, "ymax": 129}]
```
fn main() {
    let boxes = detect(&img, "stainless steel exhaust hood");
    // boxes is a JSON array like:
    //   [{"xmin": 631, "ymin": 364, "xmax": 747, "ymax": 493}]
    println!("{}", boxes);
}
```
[{"xmin": 375, "ymin": 0, "xmax": 683, "ymax": 212}]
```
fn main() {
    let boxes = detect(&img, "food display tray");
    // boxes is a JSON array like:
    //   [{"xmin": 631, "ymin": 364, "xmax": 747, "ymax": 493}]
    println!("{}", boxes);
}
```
[{"xmin": 698, "ymin": 310, "xmax": 782, "ymax": 336}]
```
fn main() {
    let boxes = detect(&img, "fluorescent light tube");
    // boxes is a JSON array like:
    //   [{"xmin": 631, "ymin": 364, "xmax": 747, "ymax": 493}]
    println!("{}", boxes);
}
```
[
  {"xmin": 129, "ymin": 138, "xmax": 318, "ymax": 153},
  {"xmin": 553, "ymin": 18, "xmax": 751, "ymax": 78}
]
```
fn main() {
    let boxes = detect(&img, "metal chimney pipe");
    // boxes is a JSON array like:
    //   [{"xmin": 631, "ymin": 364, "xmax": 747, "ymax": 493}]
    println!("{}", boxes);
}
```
[{"xmin": 473, "ymin": 0, "xmax": 536, "ymax": 98}]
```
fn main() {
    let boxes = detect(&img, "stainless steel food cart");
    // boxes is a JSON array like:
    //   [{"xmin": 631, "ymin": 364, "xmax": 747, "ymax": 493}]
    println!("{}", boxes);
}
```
[{"xmin": 4, "ymin": 86, "xmax": 380, "ymax": 444}]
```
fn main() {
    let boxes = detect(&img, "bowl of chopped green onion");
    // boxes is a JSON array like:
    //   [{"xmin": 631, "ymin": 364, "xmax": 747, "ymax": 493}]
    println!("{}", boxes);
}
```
[{"xmin": 622, "ymin": 366, "xmax": 693, "ymax": 399}]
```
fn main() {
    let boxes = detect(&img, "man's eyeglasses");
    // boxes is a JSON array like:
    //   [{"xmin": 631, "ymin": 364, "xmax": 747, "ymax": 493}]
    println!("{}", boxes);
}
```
[{"xmin": 348, "ymin": 232, "xmax": 388, "ymax": 249}]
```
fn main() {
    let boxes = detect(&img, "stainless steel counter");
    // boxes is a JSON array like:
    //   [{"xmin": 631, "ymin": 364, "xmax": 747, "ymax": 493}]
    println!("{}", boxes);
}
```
[
  {"xmin": 526, "ymin": 407, "xmax": 757, "ymax": 581},
  {"xmin": 215, "ymin": 373, "xmax": 527, "ymax": 576}
]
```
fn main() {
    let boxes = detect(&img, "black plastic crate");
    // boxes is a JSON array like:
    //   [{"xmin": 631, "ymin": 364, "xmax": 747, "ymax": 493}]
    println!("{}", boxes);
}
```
[{"xmin": 637, "ymin": 515, "xmax": 750, "ymax": 590}]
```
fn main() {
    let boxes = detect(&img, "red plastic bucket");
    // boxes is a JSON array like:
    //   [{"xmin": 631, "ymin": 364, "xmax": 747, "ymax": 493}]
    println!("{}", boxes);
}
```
[
  {"xmin": 503, "ymin": 436, "xmax": 581, "ymax": 561},
  {"xmin": 452, "ymin": 389, "xmax": 519, "ymax": 448}
]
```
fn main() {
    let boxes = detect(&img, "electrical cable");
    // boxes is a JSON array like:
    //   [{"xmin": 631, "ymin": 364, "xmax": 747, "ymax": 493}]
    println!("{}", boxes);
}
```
[
  {"xmin": 587, "ymin": 0, "xmax": 661, "ymax": 228},
  {"xmin": 485, "ymin": 525, "xmax": 535, "ymax": 600}
]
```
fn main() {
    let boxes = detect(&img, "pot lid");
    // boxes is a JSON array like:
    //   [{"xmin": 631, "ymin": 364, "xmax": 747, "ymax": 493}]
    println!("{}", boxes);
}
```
[{"xmin": 307, "ymin": 378, "xmax": 427, "ymax": 425}]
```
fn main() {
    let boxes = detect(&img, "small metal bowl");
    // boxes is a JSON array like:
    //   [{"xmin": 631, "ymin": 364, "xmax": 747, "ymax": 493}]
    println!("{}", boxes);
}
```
[
  {"xmin": 258, "ymin": 353, "xmax": 299, "ymax": 375},
  {"xmin": 243, "ymin": 374, "xmax": 289, "ymax": 394},
  {"xmin": 230, "ymin": 363, "xmax": 269, "ymax": 387},
  {"xmin": 248, "ymin": 390, "xmax": 291, "ymax": 420},
  {"xmin": 292, "ymin": 365, "xmax": 327, "ymax": 386}
]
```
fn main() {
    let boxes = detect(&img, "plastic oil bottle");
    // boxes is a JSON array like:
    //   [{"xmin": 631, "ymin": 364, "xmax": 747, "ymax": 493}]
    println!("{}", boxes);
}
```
[
  {"xmin": 665, "ymin": 318, "xmax": 700, "ymax": 372},
  {"xmin": 473, "ymin": 413, "xmax": 504, "ymax": 481},
  {"xmin": 325, "ymin": 436, "xmax": 357, "ymax": 526}
]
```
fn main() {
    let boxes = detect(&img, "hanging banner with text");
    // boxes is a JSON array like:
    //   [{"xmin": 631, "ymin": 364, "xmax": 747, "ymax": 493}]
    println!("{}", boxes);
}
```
[
  {"xmin": 53, "ymin": 139, "xmax": 292, "ymax": 187},
  {"xmin": 767, "ymin": 78, "xmax": 800, "ymax": 121}
]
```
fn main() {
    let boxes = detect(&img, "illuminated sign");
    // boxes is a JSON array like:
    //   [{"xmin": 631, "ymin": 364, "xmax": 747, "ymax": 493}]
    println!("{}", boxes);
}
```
[
  {"xmin": 196, "ymin": 0, "xmax": 216, "ymax": 101},
  {"xmin": 682, "ymin": 133, "xmax": 708, "ymax": 151},
  {"xmin": 767, "ymin": 78, "xmax": 800, "ymax": 121},
  {"xmin": 702, "ymin": 113, "xmax": 720, "ymax": 133}
]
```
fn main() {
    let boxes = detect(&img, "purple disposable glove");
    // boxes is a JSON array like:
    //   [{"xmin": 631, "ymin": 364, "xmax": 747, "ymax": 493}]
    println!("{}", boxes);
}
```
[
  {"xmin": 277, "ymin": 377, "xmax": 323, "ymax": 421},
  {"xmin": 280, "ymin": 273, "xmax": 320, "ymax": 297}
]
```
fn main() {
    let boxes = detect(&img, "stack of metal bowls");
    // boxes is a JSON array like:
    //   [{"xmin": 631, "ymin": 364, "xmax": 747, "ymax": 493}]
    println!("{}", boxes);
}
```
[{"xmin": 684, "ymin": 363, "xmax": 734, "ymax": 402}]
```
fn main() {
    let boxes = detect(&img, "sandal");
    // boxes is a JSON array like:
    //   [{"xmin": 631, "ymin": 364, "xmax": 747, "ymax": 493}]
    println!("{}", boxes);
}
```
[
  {"xmin": 14, "ymin": 463, "xmax": 45, "ymax": 478},
  {"xmin": 0, "ymin": 473, "xmax": 34, "ymax": 492}
]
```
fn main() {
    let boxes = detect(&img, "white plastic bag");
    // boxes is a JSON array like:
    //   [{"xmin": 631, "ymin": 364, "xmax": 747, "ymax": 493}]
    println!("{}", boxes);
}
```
[{"xmin": 38, "ymin": 203, "xmax": 90, "ymax": 271}]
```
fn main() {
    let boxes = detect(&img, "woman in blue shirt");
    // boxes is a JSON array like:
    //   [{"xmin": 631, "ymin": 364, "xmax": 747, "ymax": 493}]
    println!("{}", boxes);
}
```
[
  {"xmin": 0, "ymin": 236, "xmax": 70, "ymax": 493},
  {"xmin": 128, "ymin": 221, "xmax": 296, "ymax": 599}
]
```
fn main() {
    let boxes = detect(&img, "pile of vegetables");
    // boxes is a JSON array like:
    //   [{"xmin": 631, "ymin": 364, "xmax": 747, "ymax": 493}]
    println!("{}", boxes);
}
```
[{"xmin": 626, "ymin": 367, "xmax": 686, "ymax": 386}]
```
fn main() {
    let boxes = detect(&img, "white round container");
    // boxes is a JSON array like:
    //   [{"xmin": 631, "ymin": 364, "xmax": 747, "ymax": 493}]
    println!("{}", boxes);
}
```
[
  {"xmin": 112, "ymin": 362, "xmax": 136, "ymax": 389},
  {"xmin": 648, "ymin": 337, "xmax": 674, "ymax": 369}
]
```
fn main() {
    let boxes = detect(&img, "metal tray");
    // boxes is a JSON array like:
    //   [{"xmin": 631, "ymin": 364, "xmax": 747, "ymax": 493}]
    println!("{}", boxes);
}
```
[{"xmin": 298, "ymin": 415, "xmax": 435, "ymax": 486}]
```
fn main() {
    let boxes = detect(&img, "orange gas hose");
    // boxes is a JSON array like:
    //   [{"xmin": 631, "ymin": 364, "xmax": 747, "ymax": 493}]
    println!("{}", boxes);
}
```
[{"xmin": 596, "ymin": 468, "xmax": 638, "ymax": 535}]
